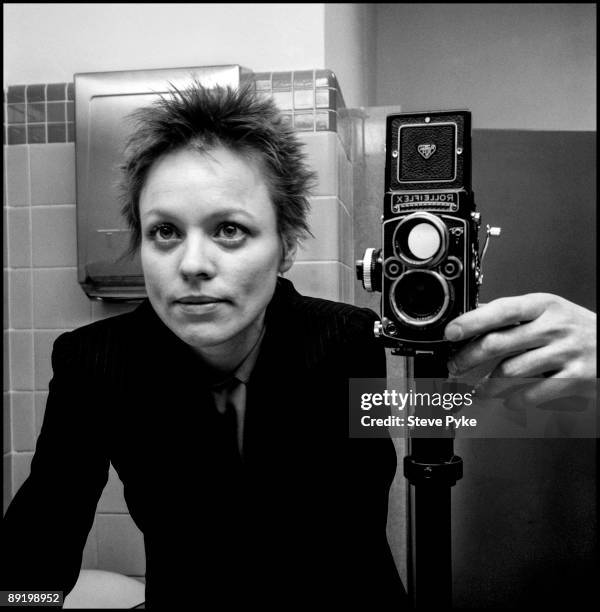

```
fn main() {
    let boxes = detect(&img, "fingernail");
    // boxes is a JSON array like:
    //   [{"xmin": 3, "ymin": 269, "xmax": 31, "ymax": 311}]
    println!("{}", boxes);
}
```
[{"xmin": 445, "ymin": 324, "xmax": 462, "ymax": 341}]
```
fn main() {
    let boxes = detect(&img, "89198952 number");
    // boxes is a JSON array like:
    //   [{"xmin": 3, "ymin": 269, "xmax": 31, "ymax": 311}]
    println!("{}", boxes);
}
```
[{"xmin": 0, "ymin": 591, "xmax": 63, "ymax": 607}]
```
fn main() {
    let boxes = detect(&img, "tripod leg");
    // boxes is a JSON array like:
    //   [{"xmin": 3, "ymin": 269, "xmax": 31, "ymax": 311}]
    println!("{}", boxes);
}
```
[{"xmin": 405, "ymin": 355, "xmax": 461, "ymax": 609}]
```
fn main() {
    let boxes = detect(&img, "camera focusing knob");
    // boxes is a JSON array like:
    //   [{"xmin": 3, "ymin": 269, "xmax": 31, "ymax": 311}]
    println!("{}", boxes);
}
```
[
  {"xmin": 363, "ymin": 248, "xmax": 376, "ymax": 291},
  {"xmin": 357, "ymin": 248, "xmax": 382, "ymax": 292}
]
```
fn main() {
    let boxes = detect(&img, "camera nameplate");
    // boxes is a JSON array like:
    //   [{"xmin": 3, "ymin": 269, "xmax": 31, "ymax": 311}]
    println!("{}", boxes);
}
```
[{"xmin": 391, "ymin": 192, "xmax": 459, "ymax": 214}]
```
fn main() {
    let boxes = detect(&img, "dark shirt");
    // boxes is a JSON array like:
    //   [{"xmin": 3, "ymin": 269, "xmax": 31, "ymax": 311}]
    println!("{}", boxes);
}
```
[{"xmin": 1, "ymin": 278, "xmax": 406, "ymax": 608}]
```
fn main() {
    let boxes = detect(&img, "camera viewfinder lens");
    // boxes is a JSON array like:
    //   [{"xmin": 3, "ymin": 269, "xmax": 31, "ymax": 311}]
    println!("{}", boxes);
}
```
[
  {"xmin": 407, "ymin": 222, "xmax": 441, "ymax": 260},
  {"xmin": 393, "ymin": 212, "xmax": 448, "ymax": 266}
]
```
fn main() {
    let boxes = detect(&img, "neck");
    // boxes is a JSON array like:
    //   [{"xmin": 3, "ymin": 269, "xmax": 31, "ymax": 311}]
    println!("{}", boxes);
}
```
[{"xmin": 193, "ymin": 313, "xmax": 265, "ymax": 373}]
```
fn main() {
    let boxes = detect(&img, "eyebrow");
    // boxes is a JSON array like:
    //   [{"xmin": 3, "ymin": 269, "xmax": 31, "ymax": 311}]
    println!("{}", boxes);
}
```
[{"xmin": 141, "ymin": 207, "xmax": 256, "ymax": 222}]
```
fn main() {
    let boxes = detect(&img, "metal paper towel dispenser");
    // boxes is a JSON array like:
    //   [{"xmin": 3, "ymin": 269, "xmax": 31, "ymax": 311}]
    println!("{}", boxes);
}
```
[{"xmin": 75, "ymin": 65, "xmax": 252, "ymax": 300}]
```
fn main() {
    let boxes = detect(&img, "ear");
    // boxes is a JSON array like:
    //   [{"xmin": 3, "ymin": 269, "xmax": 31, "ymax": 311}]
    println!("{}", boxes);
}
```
[{"xmin": 279, "ymin": 237, "xmax": 298, "ymax": 273}]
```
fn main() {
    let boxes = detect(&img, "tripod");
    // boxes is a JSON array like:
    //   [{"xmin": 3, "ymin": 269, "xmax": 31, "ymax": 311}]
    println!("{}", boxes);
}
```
[{"xmin": 403, "ymin": 353, "xmax": 463, "ymax": 609}]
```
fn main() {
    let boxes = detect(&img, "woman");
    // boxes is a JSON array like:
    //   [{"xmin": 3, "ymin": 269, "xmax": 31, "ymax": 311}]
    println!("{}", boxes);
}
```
[{"xmin": 2, "ymin": 83, "xmax": 406, "ymax": 607}]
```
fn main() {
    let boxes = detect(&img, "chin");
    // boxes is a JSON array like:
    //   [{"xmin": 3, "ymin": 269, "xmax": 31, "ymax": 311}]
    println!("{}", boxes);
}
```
[{"xmin": 174, "ymin": 323, "xmax": 234, "ymax": 350}]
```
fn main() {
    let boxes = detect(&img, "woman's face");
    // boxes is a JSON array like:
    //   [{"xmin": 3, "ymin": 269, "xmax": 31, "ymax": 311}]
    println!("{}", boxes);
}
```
[{"xmin": 139, "ymin": 146, "xmax": 295, "ymax": 364}]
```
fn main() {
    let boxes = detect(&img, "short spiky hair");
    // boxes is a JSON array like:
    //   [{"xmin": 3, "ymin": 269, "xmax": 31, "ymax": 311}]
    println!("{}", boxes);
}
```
[{"xmin": 120, "ymin": 81, "xmax": 316, "ymax": 254}]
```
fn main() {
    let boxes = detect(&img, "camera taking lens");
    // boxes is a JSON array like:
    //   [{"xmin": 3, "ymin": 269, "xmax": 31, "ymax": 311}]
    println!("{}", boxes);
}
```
[{"xmin": 392, "ymin": 270, "xmax": 450, "ymax": 325}]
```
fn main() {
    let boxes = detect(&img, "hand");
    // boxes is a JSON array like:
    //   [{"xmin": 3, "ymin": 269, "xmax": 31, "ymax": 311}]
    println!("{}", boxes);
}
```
[{"xmin": 444, "ymin": 293, "xmax": 596, "ymax": 406}]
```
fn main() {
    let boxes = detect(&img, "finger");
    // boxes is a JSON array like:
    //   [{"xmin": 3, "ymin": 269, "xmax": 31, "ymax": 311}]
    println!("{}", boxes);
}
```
[
  {"xmin": 480, "ymin": 366, "xmax": 557, "ymax": 402},
  {"xmin": 447, "ymin": 357, "xmax": 499, "ymax": 387},
  {"xmin": 476, "ymin": 377, "xmax": 535, "ymax": 401},
  {"xmin": 448, "ymin": 322, "xmax": 542, "ymax": 375},
  {"xmin": 499, "ymin": 379, "xmax": 596, "ymax": 437},
  {"xmin": 488, "ymin": 345, "xmax": 566, "ymax": 378},
  {"xmin": 444, "ymin": 294, "xmax": 549, "ymax": 342},
  {"xmin": 505, "ymin": 376, "xmax": 593, "ymax": 407}
]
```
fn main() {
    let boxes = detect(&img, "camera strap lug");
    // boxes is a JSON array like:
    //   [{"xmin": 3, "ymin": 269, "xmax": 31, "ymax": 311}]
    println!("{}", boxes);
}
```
[{"xmin": 477, "ymin": 224, "xmax": 502, "ymax": 285}]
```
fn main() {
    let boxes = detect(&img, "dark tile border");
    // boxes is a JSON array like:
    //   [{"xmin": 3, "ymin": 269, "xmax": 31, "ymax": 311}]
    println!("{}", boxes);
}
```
[
  {"xmin": 4, "ymin": 83, "xmax": 74, "ymax": 145},
  {"xmin": 3, "ymin": 70, "xmax": 344, "ymax": 145}
]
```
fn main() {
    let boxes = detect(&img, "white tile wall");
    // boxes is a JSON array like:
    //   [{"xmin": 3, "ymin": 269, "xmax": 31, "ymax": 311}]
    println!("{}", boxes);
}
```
[
  {"xmin": 97, "ymin": 465, "xmax": 128, "ymax": 514},
  {"xmin": 34, "ymin": 391, "xmax": 48, "ymax": 436},
  {"xmin": 3, "ymin": 331, "xmax": 9, "ymax": 393},
  {"xmin": 3, "ymin": 269, "xmax": 8, "ymax": 330},
  {"xmin": 33, "ymin": 268, "xmax": 91, "ymax": 329},
  {"xmin": 31, "ymin": 205, "xmax": 77, "ymax": 267},
  {"xmin": 11, "ymin": 392, "xmax": 35, "ymax": 452},
  {"xmin": 9, "ymin": 331, "xmax": 34, "ymax": 391},
  {"xmin": 298, "ymin": 196, "xmax": 343, "ymax": 262},
  {"xmin": 299, "ymin": 132, "xmax": 338, "ymax": 196},
  {"xmin": 8, "ymin": 208, "xmax": 31, "ymax": 268},
  {"xmin": 33, "ymin": 330, "xmax": 66, "ymax": 391},
  {"xmin": 9, "ymin": 270, "xmax": 32, "ymax": 329},
  {"xmin": 12, "ymin": 451, "xmax": 33, "ymax": 495},
  {"xmin": 3, "ymin": 454, "xmax": 13, "ymax": 514},
  {"xmin": 287, "ymin": 261, "xmax": 346, "ymax": 302},
  {"xmin": 5, "ymin": 146, "xmax": 30, "ymax": 208},
  {"xmin": 29, "ymin": 144, "xmax": 76, "ymax": 206},
  {"xmin": 96, "ymin": 515, "xmax": 145, "ymax": 576},
  {"xmin": 3, "ymin": 393, "xmax": 11, "ymax": 454},
  {"xmin": 81, "ymin": 517, "xmax": 99, "ymax": 569}
]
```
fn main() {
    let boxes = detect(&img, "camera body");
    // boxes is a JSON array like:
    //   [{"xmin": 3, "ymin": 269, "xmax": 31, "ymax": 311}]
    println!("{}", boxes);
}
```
[{"xmin": 357, "ymin": 110, "xmax": 491, "ymax": 356}]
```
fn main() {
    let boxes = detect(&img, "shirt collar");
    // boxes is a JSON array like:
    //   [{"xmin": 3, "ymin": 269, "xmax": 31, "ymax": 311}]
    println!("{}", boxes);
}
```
[
  {"xmin": 210, "ymin": 324, "xmax": 266, "ymax": 390},
  {"xmin": 230, "ymin": 324, "xmax": 266, "ymax": 385}
]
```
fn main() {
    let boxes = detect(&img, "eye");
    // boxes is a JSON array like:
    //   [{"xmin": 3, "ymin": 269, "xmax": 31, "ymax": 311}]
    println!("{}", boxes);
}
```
[
  {"xmin": 148, "ymin": 223, "xmax": 181, "ymax": 244},
  {"xmin": 215, "ymin": 223, "xmax": 248, "ymax": 243}
]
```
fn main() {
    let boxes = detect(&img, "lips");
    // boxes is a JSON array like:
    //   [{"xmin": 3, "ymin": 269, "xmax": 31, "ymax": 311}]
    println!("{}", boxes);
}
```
[{"xmin": 175, "ymin": 295, "xmax": 226, "ymax": 305}]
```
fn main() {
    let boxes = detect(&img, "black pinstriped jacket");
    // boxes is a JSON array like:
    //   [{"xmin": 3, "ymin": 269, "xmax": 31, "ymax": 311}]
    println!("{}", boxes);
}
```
[{"xmin": 2, "ymin": 278, "xmax": 406, "ymax": 607}]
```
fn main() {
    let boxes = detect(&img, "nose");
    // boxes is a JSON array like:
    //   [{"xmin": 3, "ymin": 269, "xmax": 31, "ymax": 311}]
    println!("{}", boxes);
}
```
[{"xmin": 178, "ymin": 232, "xmax": 217, "ymax": 280}]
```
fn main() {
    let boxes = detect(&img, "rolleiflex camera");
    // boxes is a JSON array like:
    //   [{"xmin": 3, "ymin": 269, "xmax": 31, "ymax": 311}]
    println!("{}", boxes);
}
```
[{"xmin": 357, "ymin": 110, "xmax": 500, "ymax": 356}]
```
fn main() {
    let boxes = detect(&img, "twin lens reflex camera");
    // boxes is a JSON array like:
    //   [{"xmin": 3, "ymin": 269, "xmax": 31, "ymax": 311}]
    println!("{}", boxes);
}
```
[{"xmin": 356, "ymin": 110, "xmax": 501, "ymax": 356}]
